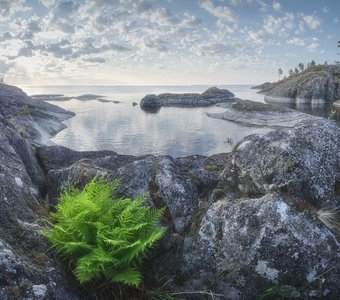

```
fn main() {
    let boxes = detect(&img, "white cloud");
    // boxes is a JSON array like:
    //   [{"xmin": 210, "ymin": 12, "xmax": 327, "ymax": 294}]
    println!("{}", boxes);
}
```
[
  {"xmin": 229, "ymin": 0, "xmax": 250, "ymax": 5},
  {"xmin": 200, "ymin": 0, "xmax": 237, "ymax": 23},
  {"xmin": 0, "ymin": 59, "xmax": 14, "ymax": 74},
  {"xmin": 47, "ymin": 0, "xmax": 81, "ymax": 33},
  {"xmin": 0, "ymin": 0, "xmax": 30, "ymax": 21},
  {"xmin": 256, "ymin": 0, "xmax": 268, "ymax": 12},
  {"xmin": 273, "ymin": 1, "xmax": 281, "ymax": 12},
  {"xmin": 263, "ymin": 13, "xmax": 294, "ymax": 35},
  {"xmin": 302, "ymin": 15, "xmax": 320, "ymax": 30},
  {"xmin": 307, "ymin": 37, "xmax": 319, "ymax": 51},
  {"xmin": 287, "ymin": 37, "xmax": 305, "ymax": 46},
  {"xmin": 0, "ymin": 32, "xmax": 15, "ymax": 42},
  {"xmin": 39, "ymin": 0, "xmax": 55, "ymax": 7},
  {"xmin": 322, "ymin": 6, "xmax": 329, "ymax": 13},
  {"xmin": 248, "ymin": 30, "xmax": 265, "ymax": 45},
  {"xmin": 83, "ymin": 56, "xmax": 106, "ymax": 64}
]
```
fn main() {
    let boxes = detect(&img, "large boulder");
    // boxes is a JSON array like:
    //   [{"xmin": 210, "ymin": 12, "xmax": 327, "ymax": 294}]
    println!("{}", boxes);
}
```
[
  {"xmin": 140, "ymin": 94, "xmax": 162, "ymax": 111},
  {"xmin": 147, "ymin": 194, "xmax": 339, "ymax": 299},
  {"xmin": 38, "ymin": 149, "xmax": 228, "ymax": 233},
  {"xmin": 219, "ymin": 119, "xmax": 340, "ymax": 209}
]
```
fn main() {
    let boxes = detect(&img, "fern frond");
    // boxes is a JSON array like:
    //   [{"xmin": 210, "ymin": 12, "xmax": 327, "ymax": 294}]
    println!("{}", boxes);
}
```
[
  {"xmin": 110, "ymin": 267, "xmax": 142, "ymax": 286},
  {"xmin": 44, "ymin": 177, "xmax": 166, "ymax": 287}
]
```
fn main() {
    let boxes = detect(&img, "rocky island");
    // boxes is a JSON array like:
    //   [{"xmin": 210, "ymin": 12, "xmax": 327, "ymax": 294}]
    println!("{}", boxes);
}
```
[
  {"xmin": 140, "ymin": 87, "xmax": 235, "ymax": 111},
  {"xmin": 206, "ymin": 64, "xmax": 340, "ymax": 127},
  {"xmin": 255, "ymin": 64, "xmax": 340, "ymax": 105},
  {"xmin": 0, "ymin": 83, "xmax": 339, "ymax": 299}
]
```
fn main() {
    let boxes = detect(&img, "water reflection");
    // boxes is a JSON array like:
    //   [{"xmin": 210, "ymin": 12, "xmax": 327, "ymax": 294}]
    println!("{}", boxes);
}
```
[
  {"xmin": 23, "ymin": 85, "xmax": 339, "ymax": 157},
  {"xmin": 265, "ymin": 98, "xmax": 339, "ymax": 121},
  {"xmin": 47, "ymin": 99, "xmax": 272, "ymax": 157}
]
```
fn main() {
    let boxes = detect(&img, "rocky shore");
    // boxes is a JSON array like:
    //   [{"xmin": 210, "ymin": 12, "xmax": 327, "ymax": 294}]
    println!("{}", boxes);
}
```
[
  {"xmin": 206, "ymin": 99, "xmax": 319, "ymax": 127},
  {"xmin": 255, "ymin": 64, "xmax": 340, "ymax": 105},
  {"xmin": 0, "ymin": 83, "xmax": 339, "ymax": 299}
]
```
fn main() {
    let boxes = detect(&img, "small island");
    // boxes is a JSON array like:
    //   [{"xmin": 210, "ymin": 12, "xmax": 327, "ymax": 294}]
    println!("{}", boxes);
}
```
[{"xmin": 140, "ymin": 87, "xmax": 235, "ymax": 111}]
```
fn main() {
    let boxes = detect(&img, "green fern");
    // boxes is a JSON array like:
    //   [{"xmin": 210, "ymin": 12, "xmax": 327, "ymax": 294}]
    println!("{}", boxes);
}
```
[{"xmin": 44, "ymin": 177, "xmax": 166, "ymax": 286}]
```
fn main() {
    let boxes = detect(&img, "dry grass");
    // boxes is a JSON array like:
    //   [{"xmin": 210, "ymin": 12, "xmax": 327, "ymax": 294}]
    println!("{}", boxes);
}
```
[{"xmin": 316, "ymin": 208, "xmax": 340, "ymax": 233}]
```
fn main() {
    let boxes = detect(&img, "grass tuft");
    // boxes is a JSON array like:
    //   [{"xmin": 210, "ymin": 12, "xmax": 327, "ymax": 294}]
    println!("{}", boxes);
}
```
[{"xmin": 316, "ymin": 208, "xmax": 340, "ymax": 233}]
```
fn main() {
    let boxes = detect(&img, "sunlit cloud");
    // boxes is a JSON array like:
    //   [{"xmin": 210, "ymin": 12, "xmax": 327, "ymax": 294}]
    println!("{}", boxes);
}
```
[{"xmin": 0, "ymin": 0, "xmax": 338, "ymax": 85}]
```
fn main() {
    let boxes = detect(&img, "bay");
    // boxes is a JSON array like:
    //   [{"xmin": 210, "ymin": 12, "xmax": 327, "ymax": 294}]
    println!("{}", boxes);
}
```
[{"xmin": 21, "ymin": 85, "xmax": 272, "ymax": 157}]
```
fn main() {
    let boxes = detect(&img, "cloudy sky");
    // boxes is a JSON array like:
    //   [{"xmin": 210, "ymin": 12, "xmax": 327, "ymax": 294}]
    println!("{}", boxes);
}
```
[{"xmin": 0, "ymin": 0, "xmax": 339, "ymax": 85}]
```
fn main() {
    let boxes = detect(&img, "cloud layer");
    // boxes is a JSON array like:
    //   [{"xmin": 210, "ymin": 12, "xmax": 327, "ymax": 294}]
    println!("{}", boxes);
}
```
[{"xmin": 0, "ymin": 0, "xmax": 338, "ymax": 84}]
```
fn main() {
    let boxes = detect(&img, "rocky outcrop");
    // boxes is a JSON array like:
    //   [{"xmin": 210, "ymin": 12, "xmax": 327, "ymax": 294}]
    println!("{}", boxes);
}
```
[
  {"xmin": 207, "ymin": 99, "xmax": 319, "ymax": 127},
  {"xmin": 257, "ymin": 65, "xmax": 340, "ymax": 105},
  {"xmin": 0, "ymin": 88, "xmax": 89, "ymax": 299},
  {"xmin": 39, "ymin": 119, "xmax": 340, "ymax": 299},
  {"xmin": 0, "ymin": 84, "xmax": 74, "ymax": 146},
  {"xmin": 251, "ymin": 81, "xmax": 273, "ymax": 90},
  {"xmin": 140, "ymin": 87, "xmax": 235, "ymax": 111}
]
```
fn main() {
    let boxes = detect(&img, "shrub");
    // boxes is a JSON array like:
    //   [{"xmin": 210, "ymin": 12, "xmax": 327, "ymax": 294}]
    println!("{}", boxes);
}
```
[{"xmin": 44, "ymin": 177, "xmax": 165, "ymax": 286}]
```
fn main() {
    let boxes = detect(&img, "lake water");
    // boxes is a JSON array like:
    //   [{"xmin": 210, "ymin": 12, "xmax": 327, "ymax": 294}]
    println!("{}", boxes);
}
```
[{"xmin": 21, "ymin": 85, "xmax": 272, "ymax": 157}]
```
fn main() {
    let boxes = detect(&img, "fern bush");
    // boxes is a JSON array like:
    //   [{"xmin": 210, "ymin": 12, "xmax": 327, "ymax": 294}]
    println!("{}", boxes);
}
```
[{"xmin": 44, "ymin": 177, "xmax": 165, "ymax": 286}]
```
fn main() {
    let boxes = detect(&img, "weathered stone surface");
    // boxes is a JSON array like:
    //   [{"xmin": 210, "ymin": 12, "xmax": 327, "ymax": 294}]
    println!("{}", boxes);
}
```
[
  {"xmin": 140, "ymin": 87, "xmax": 235, "ymax": 110},
  {"xmin": 139, "ymin": 94, "xmax": 162, "ymax": 110},
  {"xmin": 40, "ymin": 150, "xmax": 228, "ymax": 233},
  {"xmin": 219, "ymin": 119, "xmax": 340, "ymax": 209},
  {"xmin": 0, "ymin": 84, "xmax": 74, "ymax": 146},
  {"xmin": 148, "ymin": 194, "xmax": 339, "ymax": 299},
  {"xmin": 0, "ymin": 84, "xmax": 91, "ymax": 299},
  {"xmin": 207, "ymin": 99, "xmax": 319, "ymax": 127},
  {"xmin": 257, "ymin": 65, "xmax": 340, "ymax": 104},
  {"xmin": 0, "ymin": 119, "xmax": 88, "ymax": 300},
  {"xmin": 141, "ymin": 121, "xmax": 340, "ymax": 300}
]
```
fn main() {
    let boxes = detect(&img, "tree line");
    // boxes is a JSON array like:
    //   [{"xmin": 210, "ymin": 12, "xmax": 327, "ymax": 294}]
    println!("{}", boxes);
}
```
[
  {"xmin": 277, "ymin": 60, "xmax": 317, "ymax": 80},
  {"xmin": 277, "ymin": 40, "xmax": 340, "ymax": 80}
]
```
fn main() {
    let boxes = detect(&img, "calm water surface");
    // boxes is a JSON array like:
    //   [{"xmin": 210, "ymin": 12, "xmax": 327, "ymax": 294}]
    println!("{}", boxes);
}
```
[{"xmin": 21, "ymin": 85, "xmax": 272, "ymax": 157}]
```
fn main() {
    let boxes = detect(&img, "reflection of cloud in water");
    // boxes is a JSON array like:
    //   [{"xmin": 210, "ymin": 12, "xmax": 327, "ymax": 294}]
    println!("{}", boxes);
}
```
[
  {"xmin": 50, "ymin": 99, "xmax": 271, "ymax": 157},
  {"xmin": 29, "ymin": 85, "xmax": 267, "ymax": 157}
]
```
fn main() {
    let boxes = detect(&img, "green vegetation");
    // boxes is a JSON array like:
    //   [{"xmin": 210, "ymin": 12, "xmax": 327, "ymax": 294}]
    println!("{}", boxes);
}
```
[
  {"xmin": 257, "ymin": 283, "xmax": 293, "ymax": 300},
  {"xmin": 258, "ymin": 266, "xmax": 336, "ymax": 300},
  {"xmin": 281, "ymin": 59, "xmax": 335, "ymax": 79},
  {"xmin": 19, "ymin": 129, "xmax": 28, "ymax": 138},
  {"xmin": 18, "ymin": 105, "xmax": 31, "ymax": 116},
  {"xmin": 44, "ymin": 177, "xmax": 166, "ymax": 287}
]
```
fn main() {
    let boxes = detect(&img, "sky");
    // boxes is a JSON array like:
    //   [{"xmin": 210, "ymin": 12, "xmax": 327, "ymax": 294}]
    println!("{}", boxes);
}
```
[{"xmin": 0, "ymin": 0, "xmax": 339, "ymax": 85}]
